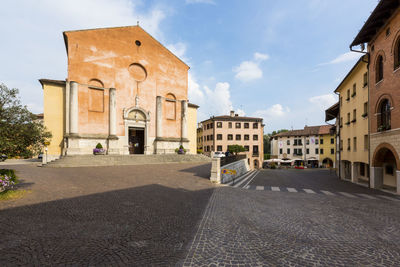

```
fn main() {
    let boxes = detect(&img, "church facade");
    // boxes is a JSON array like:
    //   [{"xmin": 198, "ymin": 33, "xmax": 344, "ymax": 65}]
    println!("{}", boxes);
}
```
[{"xmin": 40, "ymin": 26, "xmax": 198, "ymax": 161}]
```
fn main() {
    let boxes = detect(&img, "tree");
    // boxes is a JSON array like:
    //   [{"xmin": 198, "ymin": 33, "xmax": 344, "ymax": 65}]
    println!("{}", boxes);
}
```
[
  {"xmin": 264, "ymin": 129, "xmax": 289, "ymax": 154},
  {"xmin": 0, "ymin": 83, "xmax": 51, "ymax": 158},
  {"xmin": 228, "ymin": 144, "xmax": 245, "ymax": 155}
]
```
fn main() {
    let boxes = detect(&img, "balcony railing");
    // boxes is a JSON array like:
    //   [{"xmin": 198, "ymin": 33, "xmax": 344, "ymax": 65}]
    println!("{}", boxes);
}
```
[{"xmin": 252, "ymin": 152, "xmax": 259, "ymax": 157}]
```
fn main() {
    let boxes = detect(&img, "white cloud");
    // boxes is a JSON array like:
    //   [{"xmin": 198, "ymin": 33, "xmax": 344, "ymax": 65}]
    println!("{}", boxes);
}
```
[
  {"xmin": 0, "ymin": 0, "xmax": 168, "ymax": 112},
  {"xmin": 233, "ymin": 61, "xmax": 263, "ymax": 82},
  {"xmin": 309, "ymin": 94, "xmax": 337, "ymax": 110},
  {"xmin": 188, "ymin": 72, "xmax": 204, "ymax": 103},
  {"xmin": 185, "ymin": 0, "xmax": 216, "ymax": 4},
  {"xmin": 254, "ymin": 52, "xmax": 270, "ymax": 61},
  {"xmin": 166, "ymin": 42, "xmax": 188, "ymax": 62},
  {"xmin": 253, "ymin": 104, "xmax": 290, "ymax": 120},
  {"xmin": 233, "ymin": 52, "xmax": 269, "ymax": 82},
  {"xmin": 236, "ymin": 109, "xmax": 246, "ymax": 116},
  {"xmin": 188, "ymin": 72, "xmax": 248, "ymax": 122},
  {"xmin": 319, "ymin": 52, "xmax": 360, "ymax": 66}
]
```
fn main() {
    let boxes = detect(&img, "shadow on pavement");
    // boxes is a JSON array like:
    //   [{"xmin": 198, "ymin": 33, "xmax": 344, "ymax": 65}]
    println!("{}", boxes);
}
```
[
  {"xmin": 179, "ymin": 163, "xmax": 211, "ymax": 179},
  {"xmin": 0, "ymin": 184, "xmax": 214, "ymax": 266}
]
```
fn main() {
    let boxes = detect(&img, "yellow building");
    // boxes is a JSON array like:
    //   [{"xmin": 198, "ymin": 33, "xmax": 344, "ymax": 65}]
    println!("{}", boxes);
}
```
[
  {"xmin": 318, "ymin": 125, "xmax": 336, "ymax": 168},
  {"xmin": 335, "ymin": 55, "xmax": 369, "ymax": 183},
  {"xmin": 40, "ymin": 79, "xmax": 66, "ymax": 161},
  {"xmin": 187, "ymin": 103, "xmax": 199, "ymax": 154}
]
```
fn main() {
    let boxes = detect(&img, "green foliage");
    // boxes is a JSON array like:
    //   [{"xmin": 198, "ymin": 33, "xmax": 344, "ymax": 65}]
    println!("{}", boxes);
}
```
[
  {"xmin": 0, "ymin": 84, "xmax": 51, "ymax": 158},
  {"xmin": 270, "ymin": 163, "xmax": 276, "ymax": 169},
  {"xmin": 271, "ymin": 129, "xmax": 289, "ymax": 136},
  {"xmin": 179, "ymin": 145, "xmax": 184, "ymax": 149},
  {"xmin": 228, "ymin": 144, "xmax": 245, "ymax": 155},
  {"xmin": 197, "ymin": 149, "xmax": 203, "ymax": 154},
  {"xmin": 264, "ymin": 153, "xmax": 271, "ymax": 160},
  {"xmin": 96, "ymin": 143, "xmax": 103, "ymax": 149}
]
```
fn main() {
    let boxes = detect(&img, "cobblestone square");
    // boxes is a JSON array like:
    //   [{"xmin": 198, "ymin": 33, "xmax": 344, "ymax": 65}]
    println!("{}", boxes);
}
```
[{"xmin": 1, "ymin": 166, "xmax": 399, "ymax": 266}]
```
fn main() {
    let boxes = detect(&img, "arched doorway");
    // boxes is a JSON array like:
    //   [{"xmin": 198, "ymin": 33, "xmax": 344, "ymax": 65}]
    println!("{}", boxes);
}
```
[
  {"xmin": 372, "ymin": 144, "xmax": 399, "ymax": 193},
  {"xmin": 322, "ymin": 158, "xmax": 333, "ymax": 168},
  {"xmin": 123, "ymin": 107, "xmax": 150, "ymax": 154},
  {"xmin": 254, "ymin": 159, "xmax": 259, "ymax": 169}
]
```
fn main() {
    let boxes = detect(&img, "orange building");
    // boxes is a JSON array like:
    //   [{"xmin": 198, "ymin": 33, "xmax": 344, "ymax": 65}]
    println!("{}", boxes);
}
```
[{"xmin": 41, "ymin": 25, "xmax": 197, "ymax": 157}]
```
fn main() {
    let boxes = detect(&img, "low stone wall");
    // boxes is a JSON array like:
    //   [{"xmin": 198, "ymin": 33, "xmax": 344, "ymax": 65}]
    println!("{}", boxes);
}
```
[{"xmin": 210, "ymin": 158, "xmax": 250, "ymax": 184}]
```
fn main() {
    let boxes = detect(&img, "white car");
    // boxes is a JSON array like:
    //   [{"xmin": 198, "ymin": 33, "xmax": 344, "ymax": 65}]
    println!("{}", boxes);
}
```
[{"xmin": 213, "ymin": 151, "xmax": 226, "ymax": 158}]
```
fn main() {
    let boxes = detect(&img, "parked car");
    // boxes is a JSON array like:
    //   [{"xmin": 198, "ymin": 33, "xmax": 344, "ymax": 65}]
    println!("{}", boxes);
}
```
[
  {"xmin": 213, "ymin": 151, "xmax": 226, "ymax": 158},
  {"xmin": 0, "ymin": 154, "xmax": 7, "ymax": 162}
]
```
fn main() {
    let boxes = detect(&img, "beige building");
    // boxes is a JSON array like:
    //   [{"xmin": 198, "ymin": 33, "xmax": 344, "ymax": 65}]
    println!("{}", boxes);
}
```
[
  {"xmin": 271, "ymin": 126, "xmax": 323, "ymax": 167},
  {"xmin": 334, "ymin": 56, "xmax": 369, "ymax": 184},
  {"xmin": 200, "ymin": 111, "xmax": 264, "ymax": 169}
]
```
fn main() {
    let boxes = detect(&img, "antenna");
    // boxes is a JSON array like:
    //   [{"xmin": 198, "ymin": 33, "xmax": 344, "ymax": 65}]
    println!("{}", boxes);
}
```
[{"xmin": 137, "ymin": 20, "xmax": 139, "ymax": 26}]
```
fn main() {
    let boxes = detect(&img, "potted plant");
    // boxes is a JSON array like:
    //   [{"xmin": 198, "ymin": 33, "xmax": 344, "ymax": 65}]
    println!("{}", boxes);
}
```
[
  {"xmin": 175, "ymin": 145, "xmax": 186, "ymax": 154},
  {"xmin": 93, "ymin": 143, "xmax": 106, "ymax": 155}
]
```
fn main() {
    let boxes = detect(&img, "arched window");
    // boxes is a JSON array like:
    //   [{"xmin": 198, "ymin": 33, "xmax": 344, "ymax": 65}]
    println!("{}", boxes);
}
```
[
  {"xmin": 394, "ymin": 38, "xmax": 400, "ymax": 70},
  {"xmin": 378, "ymin": 99, "xmax": 391, "ymax": 131},
  {"xmin": 376, "ymin": 55, "xmax": 384, "ymax": 82},
  {"xmin": 165, "ymin": 93, "xmax": 176, "ymax": 120}
]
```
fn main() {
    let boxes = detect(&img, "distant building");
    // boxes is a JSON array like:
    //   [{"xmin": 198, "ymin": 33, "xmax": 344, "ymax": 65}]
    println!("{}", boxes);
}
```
[
  {"xmin": 318, "ymin": 125, "xmax": 336, "ymax": 168},
  {"xmin": 270, "ymin": 126, "xmax": 324, "ymax": 167},
  {"xmin": 200, "ymin": 111, "xmax": 264, "ymax": 169},
  {"xmin": 333, "ymin": 56, "xmax": 369, "ymax": 183},
  {"xmin": 350, "ymin": 0, "xmax": 400, "ymax": 194}
]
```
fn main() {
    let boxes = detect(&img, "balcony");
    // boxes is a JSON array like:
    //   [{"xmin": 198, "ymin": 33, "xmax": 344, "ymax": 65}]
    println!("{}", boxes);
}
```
[
  {"xmin": 351, "ymin": 119, "xmax": 356, "ymax": 123},
  {"xmin": 362, "ymin": 113, "xmax": 368, "ymax": 118},
  {"xmin": 351, "ymin": 92, "xmax": 356, "ymax": 97},
  {"xmin": 346, "ymin": 97, "xmax": 350, "ymax": 101},
  {"xmin": 252, "ymin": 152, "xmax": 259, "ymax": 157},
  {"xmin": 345, "ymin": 122, "xmax": 350, "ymax": 125}
]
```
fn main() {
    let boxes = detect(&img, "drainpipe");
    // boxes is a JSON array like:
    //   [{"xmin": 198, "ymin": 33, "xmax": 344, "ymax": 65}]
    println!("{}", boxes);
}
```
[{"xmin": 366, "ymin": 53, "xmax": 371, "ymax": 188}]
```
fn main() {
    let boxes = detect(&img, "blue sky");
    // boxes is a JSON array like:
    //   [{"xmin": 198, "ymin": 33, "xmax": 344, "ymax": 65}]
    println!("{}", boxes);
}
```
[{"xmin": 0, "ymin": 0, "xmax": 378, "ymax": 133}]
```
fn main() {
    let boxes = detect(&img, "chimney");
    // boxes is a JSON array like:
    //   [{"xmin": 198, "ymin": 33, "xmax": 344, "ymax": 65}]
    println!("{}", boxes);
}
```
[{"xmin": 230, "ymin": 110, "xmax": 235, "ymax": 117}]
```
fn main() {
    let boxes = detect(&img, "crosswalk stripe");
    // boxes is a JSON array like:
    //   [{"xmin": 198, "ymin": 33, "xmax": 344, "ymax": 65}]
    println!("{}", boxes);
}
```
[
  {"xmin": 303, "ymin": 189, "xmax": 316, "ymax": 194},
  {"xmin": 356, "ymin": 193, "xmax": 378, "ymax": 200},
  {"xmin": 271, "ymin": 186, "xmax": 280, "ymax": 192},
  {"xmin": 338, "ymin": 192, "xmax": 357, "ymax": 198},
  {"xmin": 376, "ymin": 195, "xmax": 400, "ymax": 201},
  {"xmin": 321, "ymin": 190, "xmax": 335, "ymax": 196},
  {"xmin": 256, "ymin": 186, "xmax": 264, "ymax": 191},
  {"xmin": 287, "ymin": 188, "xmax": 297, "ymax": 192}
]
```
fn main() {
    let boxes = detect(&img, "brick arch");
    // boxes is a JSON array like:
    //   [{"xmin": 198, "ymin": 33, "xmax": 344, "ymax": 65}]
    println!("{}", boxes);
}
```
[
  {"xmin": 372, "ymin": 142, "xmax": 400, "ymax": 171},
  {"xmin": 373, "ymin": 50, "xmax": 386, "ymax": 68},
  {"xmin": 390, "ymin": 28, "xmax": 400, "ymax": 54},
  {"xmin": 88, "ymin": 78, "xmax": 104, "ymax": 88},
  {"xmin": 374, "ymin": 93, "xmax": 394, "ymax": 113}
]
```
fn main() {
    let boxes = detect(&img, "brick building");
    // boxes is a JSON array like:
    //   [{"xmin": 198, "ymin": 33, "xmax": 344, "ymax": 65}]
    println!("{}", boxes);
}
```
[
  {"xmin": 40, "ymin": 25, "xmax": 199, "ymax": 161},
  {"xmin": 351, "ymin": 0, "xmax": 400, "ymax": 194}
]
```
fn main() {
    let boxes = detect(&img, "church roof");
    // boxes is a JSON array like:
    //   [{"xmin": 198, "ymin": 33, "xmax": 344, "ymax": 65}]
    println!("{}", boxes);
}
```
[{"xmin": 62, "ymin": 25, "xmax": 189, "ymax": 68}]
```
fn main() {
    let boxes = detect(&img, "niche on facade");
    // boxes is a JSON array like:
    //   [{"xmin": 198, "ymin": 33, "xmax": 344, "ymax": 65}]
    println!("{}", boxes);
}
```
[
  {"xmin": 88, "ymin": 79, "xmax": 104, "ymax": 112},
  {"xmin": 129, "ymin": 63, "xmax": 147, "ymax": 82},
  {"xmin": 127, "ymin": 109, "xmax": 147, "ymax": 122},
  {"xmin": 165, "ymin": 93, "xmax": 176, "ymax": 120}
]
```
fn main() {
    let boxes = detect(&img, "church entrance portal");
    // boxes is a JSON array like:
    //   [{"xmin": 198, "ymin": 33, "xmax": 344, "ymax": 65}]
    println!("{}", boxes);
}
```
[{"xmin": 128, "ymin": 128, "xmax": 144, "ymax": 154}]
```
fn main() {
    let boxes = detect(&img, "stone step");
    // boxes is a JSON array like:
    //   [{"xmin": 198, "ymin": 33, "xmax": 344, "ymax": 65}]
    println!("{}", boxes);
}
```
[{"xmin": 46, "ymin": 154, "xmax": 211, "ymax": 167}]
